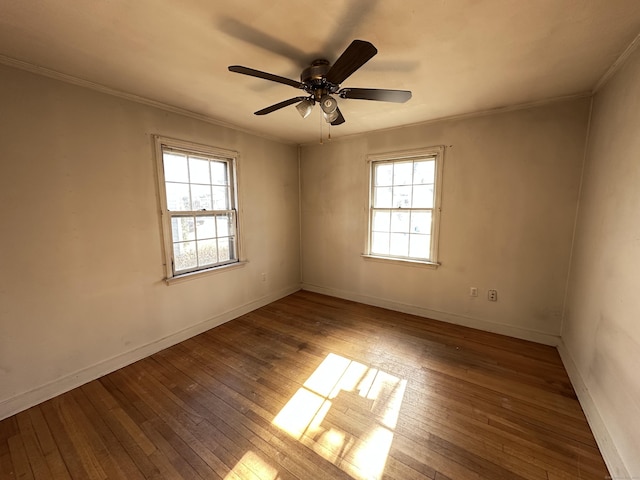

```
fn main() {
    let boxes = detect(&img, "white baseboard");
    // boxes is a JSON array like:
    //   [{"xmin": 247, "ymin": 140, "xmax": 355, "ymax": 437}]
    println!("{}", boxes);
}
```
[
  {"xmin": 301, "ymin": 283, "xmax": 560, "ymax": 346},
  {"xmin": 0, "ymin": 285, "xmax": 301, "ymax": 421},
  {"xmin": 557, "ymin": 341, "xmax": 630, "ymax": 479}
]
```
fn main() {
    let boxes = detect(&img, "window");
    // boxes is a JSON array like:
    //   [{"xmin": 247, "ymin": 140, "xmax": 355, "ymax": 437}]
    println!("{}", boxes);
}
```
[
  {"xmin": 155, "ymin": 136, "xmax": 241, "ymax": 280},
  {"xmin": 366, "ymin": 147, "xmax": 444, "ymax": 265}
]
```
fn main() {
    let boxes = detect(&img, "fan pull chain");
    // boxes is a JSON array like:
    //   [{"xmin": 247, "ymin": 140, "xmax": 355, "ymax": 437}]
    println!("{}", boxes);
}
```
[{"xmin": 319, "ymin": 109, "xmax": 323, "ymax": 145}]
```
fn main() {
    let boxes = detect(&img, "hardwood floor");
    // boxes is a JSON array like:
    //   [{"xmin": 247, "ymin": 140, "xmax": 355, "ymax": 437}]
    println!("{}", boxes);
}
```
[{"xmin": 0, "ymin": 291, "xmax": 609, "ymax": 479}]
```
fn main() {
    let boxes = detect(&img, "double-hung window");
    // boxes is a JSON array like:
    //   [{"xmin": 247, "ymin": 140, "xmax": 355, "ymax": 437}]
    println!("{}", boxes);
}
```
[
  {"xmin": 155, "ymin": 136, "xmax": 240, "ymax": 280},
  {"xmin": 367, "ymin": 146, "xmax": 444, "ymax": 265}
]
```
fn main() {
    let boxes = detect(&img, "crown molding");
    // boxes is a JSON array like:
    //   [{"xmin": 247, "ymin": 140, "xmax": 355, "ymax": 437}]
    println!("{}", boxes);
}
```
[
  {"xmin": 0, "ymin": 54, "xmax": 294, "ymax": 145},
  {"xmin": 298, "ymin": 92, "xmax": 591, "ymax": 147},
  {"xmin": 593, "ymin": 31, "xmax": 640, "ymax": 93}
]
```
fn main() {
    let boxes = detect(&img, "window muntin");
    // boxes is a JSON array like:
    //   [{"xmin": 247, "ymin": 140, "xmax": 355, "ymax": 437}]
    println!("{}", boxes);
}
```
[
  {"xmin": 368, "ymin": 148, "xmax": 443, "ymax": 264},
  {"xmin": 155, "ymin": 137, "xmax": 240, "ymax": 278}
]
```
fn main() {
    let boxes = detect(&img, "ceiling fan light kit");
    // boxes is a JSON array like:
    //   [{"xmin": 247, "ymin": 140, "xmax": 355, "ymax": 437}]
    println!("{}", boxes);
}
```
[
  {"xmin": 323, "ymin": 110, "xmax": 339, "ymax": 123},
  {"xmin": 320, "ymin": 94, "xmax": 338, "ymax": 113},
  {"xmin": 320, "ymin": 94, "xmax": 339, "ymax": 123},
  {"xmin": 228, "ymin": 40, "xmax": 412, "ymax": 126},
  {"xmin": 296, "ymin": 99, "xmax": 314, "ymax": 119}
]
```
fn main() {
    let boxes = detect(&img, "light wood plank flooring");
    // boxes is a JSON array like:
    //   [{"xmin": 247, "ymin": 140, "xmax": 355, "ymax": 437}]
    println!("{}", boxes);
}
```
[{"xmin": 0, "ymin": 291, "xmax": 609, "ymax": 479}]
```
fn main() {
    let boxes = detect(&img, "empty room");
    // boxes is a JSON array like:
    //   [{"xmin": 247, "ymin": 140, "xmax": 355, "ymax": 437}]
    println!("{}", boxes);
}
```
[{"xmin": 1, "ymin": 1, "xmax": 639, "ymax": 479}]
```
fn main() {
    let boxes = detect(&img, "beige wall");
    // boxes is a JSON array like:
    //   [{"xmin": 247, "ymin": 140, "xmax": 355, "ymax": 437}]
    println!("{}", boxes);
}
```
[
  {"xmin": 300, "ymin": 98, "xmax": 590, "ymax": 344},
  {"xmin": 0, "ymin": 65, "xmax": 300, "ymax": 418},
  {"xmin": 562, "ymin": 45, "xmax": 640, "ymax": 477},
  {"xmin": 0, "ymin": 50, "xmax": 637, "ymax": 474}
]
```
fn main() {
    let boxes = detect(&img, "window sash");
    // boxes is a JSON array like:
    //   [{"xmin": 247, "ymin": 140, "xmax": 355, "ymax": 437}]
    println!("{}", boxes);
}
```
[
  {"xmin": 169, "ymin": 210, "xmax": 238, "ymax": 274},
  {"xmin": 369, "ymin": 207, "xmax": 433, "ymax": 260}
]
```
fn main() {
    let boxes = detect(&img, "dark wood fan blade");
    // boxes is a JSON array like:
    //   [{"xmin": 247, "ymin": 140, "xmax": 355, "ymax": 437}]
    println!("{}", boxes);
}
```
[
  {"xmin": 254, "ymin": 97, "xmax": 308, "ymax": 115},
  {"xmin": 339, "ymin": 88, "xmax": 412, "ymax": 103},
  {"xmin": 229, "ymin": 66, "xmax": 304, "ymax": 89},
  {"xmin": 326, "ymin": 40, "xmax": 377, "ymax": 85},
  {"xmin": 331, "ymin": 107, "xmax": 346, "ymax": 125}
]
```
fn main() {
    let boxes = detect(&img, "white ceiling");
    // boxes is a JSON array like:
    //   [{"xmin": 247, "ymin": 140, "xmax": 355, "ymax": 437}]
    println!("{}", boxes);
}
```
[{"xmin": 2, "ymin": 0, "xmax": 640, "ymax": 144}]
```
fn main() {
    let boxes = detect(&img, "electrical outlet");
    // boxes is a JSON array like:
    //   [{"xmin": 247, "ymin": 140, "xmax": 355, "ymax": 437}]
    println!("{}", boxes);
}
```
[
  {"xmin": 261, "ymin": 273, "xmax": 267, "ymax": 282},
  {"xmin": 488, "ymin": 289, "xmax": 498, "ymax": 301},
  {"xmin": 469, "ymin": 287, "xmax": 478, "ymax": 297}
]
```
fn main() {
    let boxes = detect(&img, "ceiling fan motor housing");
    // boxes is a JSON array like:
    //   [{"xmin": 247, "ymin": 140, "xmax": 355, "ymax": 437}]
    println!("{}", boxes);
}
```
[
  {"xmin": 301, "ymin": 59, "xmax": 340, "ymax": 100},
  {"xmin": 301, "ymin": 59, "xmax": 330, "ymax": 83}
]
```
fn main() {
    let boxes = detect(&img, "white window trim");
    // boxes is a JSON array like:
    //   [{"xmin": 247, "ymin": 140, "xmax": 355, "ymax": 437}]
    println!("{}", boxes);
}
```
[
  {"xmin": 363, "ymin": 146, "xmax": 445, "ymax": 267},
  {"xmin": 164, "ymin": 260, "xmax": 248, "ymax": 285},
  {"xmin": 154, "ymin": 135, "xmax": 245, "ymax": 283}
]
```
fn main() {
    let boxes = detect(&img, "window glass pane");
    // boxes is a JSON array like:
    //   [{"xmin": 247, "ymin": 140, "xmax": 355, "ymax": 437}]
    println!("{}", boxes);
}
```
[
  {"xmin": 410, "ymin": 211, "xmax": 432, "ymax": 234},
  {"xmin": 372, "ymin": 210, "xmax": 391, "ymax": 232},
  {"xmin": 390, "ymin": 211, "xmax": 410, "ymax": 233},
  {"xmin": 211, "ymin": 161, "xmax": 228, "ymax": 185},
  {"xmin": 375, "ymin": 163, "xmax": 393, "ymax": 186},
  {"xmin": 409, "ymin": 234, "xmax": 430, "ymax": 259},
  {"xmin": 392, "ymin": 186, "xmax": 412, "ymax": 208},
  {"xmin": 216, "ymin": 214, "xmax": 231, "ymax": 237},
  {"xmin": 163, "ymin": 153, "xmax": 189, "ymax": 182},
  {"xmin": 218, "ymin": 237, "xmax": 231, "ymax": 262},
  {"xmin": 371, "ymin": 232, "xmax": 389, "ymax": 255},
  {"xmin": 393, "ymin": 162, "xmax": 413, "ymax": 185},
  {"xmin": 212, "ymin": 186, "xmax": 229, "ymax": 210},
  {"xmin": 197, "ymin": 239, "xmax": 217, "ymax": 266},
  {"xmin": 412, "ymin": 185, "xmax": 434, "ymax": 208},
  {"xmin": 374, "ymin": 187, "xmax": 392, "ymax": 208},
  {"xmin": 171, "ymin": 217, "xmax": 195, "ymax": 242},
  {"xmin": 389, "ymin": 233, "xmax": 409, "ymax": 256},
  {"xmin": 413, "ymin": 160, "xmax": 435, "ymax": 184},
  {"xmin": 196, "ymin": 216, "xmax": 215, "ymax": 239},
  {"xmin": 189, "ymin": 157, "xmax": 211, "ymax": 184},
  {"xmin": 165, "ymin": 182, "xmax": 191, "ymax": 211},
  {"xmin": 191, "ymin": 184, "xmax": 212, "ymax": 210},
  {"xmin": 173, "ymin": 241, "xmax": 197, "ymax": 271}
]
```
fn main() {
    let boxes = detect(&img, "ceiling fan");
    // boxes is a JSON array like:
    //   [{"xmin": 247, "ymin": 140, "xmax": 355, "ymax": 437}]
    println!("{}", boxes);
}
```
[{"xmin": 228, "ymin": 40, "xmax": 412, "ymax": 125}]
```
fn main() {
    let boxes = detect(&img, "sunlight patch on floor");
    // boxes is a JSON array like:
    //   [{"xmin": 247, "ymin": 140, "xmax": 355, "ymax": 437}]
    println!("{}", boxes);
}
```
[
  {"xmin": 272, "ymin": 353, "xmax": 407, "ymax": 480},
  {"xmin": 223, "ymin": 451, "xmax": 279, "ymax": 480}
]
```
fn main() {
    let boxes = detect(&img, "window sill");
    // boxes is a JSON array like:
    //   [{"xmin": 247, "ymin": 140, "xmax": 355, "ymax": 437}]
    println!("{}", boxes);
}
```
[
  {"xmin": 165, "ymin": 261, "xmax": 248, "ymax": 285},
  {"xmin": 361, "ymin": 254, "xmax": 440, "ymax": 269}
]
